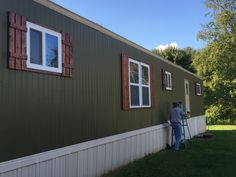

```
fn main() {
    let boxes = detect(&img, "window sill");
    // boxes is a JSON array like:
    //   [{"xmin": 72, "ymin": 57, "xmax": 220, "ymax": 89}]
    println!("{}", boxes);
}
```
[
  {"xmin": 130, "ymin": 106, "xmax": 152, "ymax": 109},
  {"xmin": 27, "ymin": 64, "xmax": 62, "ymax": 74},
  {"xmin": 165, "ymin": 88, "xmax": 173, "ymax": 92},
  {"xmin": 9, "ymin": 66, "xmax": 72, "ymax": 78}
]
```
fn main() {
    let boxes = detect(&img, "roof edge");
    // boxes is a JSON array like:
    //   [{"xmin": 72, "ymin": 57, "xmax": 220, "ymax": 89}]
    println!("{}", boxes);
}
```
[{"xmin": 34, "ymin": 0, "xmax": 202, "ymax": 80}]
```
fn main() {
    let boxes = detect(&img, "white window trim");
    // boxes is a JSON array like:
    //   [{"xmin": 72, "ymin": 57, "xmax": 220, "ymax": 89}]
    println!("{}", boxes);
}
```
[
  {"xmin": 26, "ymin": 22, "xmax": 62, "ymax": 73},
  {"xmin": 129, "ymin": 58, "xmax": 151, "ymax": 108},
  {"xmin": 165, "ymin": 71, "xmax": 172, "ymax": 90},
  {"xmin": 196, "ymin": 83, "xmax": 202, "ymax": 95}
]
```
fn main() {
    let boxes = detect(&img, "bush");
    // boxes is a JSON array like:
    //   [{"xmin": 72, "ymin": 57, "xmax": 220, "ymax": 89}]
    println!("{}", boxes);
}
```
[{"xmin": 206, "ymin": 103, "xmax": 236, "ymax": 125}]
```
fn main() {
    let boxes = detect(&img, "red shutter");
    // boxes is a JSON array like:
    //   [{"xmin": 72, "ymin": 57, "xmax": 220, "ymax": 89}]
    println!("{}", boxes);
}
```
[
  {"xmin": 150, "ymin": 64, "xmax": 155, "ymax": 108},
  {"xmin": 121, "ymin": 54, "xmax": 130, "ymax": 110},
  {"xmin": 8, "ymin": 12, "xmax": 27, "ymax": 70},
  {"xmin": 62, "ymin": 32, "xmax": 73, "ymax": 77},
  {"xmin": 161, "ymin": 69, "xmax": 166, "ymax": 90}
]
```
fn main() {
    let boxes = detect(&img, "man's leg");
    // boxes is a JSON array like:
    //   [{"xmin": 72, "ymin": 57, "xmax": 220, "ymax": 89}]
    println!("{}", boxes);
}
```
[{"xmin": 174, "ymin": 123, "xmax": 182, "ymax": 150}]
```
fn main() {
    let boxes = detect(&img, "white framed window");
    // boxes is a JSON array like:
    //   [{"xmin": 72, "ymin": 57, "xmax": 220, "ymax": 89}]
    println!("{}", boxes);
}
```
[
  {"xmin": 165, "ymin": 71, "xmax": 172, "ymax": 90},
  {"xmin": 129, "ymin": 58, "xmax": 151, "ymax": 108},
  {"xmin": 196, "ymin": 83, "xmax": 202, "ymax": 95},
  {"xmin": 26, "ymin": 22, "xmax": 62, "ymax": 73}
]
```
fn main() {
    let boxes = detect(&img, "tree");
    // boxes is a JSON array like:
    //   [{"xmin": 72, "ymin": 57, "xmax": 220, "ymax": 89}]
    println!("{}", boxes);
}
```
[
  {"xmin": 152, "ymin": 47, "xmax": 196, "ymax": 73},
  {"xmin": 193, "ymin": 0, "xmax": 236, "ymax": 123}
]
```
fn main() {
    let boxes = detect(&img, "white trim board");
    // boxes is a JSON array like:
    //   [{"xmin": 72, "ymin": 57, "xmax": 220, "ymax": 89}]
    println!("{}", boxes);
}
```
[
  {"xmin": 0, "ymin": 115, "xmax": 206, "ymax": 175},
  {"xmin": 33, "ymin": 0, "xmax": 202, "ymax": 80},
  {"xmin": 0, "ymin": 123, "xmax": 168, "ymax": 173}
]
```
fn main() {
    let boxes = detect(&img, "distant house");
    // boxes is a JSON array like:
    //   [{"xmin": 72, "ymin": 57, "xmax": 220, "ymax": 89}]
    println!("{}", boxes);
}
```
[{"xmin": 0, "ymin": 0, "xmax": 205, "ymax": 176}]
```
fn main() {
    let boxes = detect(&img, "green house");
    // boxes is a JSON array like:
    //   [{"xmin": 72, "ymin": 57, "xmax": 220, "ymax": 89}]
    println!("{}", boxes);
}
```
[{"xmin": 0, "ymin": 0, "xmax": 205, "ymax": 176}]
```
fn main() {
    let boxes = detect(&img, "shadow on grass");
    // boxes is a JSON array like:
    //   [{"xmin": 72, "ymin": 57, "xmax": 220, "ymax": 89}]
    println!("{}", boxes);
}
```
[{"xmin": 103, "ymin": 130, "xmax": 236, "ymax": 177}]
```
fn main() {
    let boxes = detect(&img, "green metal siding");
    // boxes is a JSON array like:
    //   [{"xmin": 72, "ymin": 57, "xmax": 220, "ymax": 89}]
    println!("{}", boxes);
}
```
[{"xmin": 0, "ymin": 0, "xmax": 204, "ymax": 162}]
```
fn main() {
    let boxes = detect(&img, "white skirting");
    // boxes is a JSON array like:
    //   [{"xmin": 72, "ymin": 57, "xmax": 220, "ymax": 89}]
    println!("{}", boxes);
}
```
[{"xmin": 0, "ymin": 115, "xmax": 205, "ymax": 177}]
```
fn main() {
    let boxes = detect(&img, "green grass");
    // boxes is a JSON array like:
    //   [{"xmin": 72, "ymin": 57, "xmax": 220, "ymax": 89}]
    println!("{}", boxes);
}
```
[
  {"xmin": 207, "ymin": 125, "xmax": 236, "ymax": 130},
  {"xmin": 103, "ymin": 126, "xmax": 236, "ymax": 177}
]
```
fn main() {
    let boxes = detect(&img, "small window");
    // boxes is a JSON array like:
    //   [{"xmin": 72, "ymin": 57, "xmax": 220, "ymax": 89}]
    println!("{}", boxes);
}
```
[
  {"xmin": 196, "ymin": 83, "xmax": 202, "ymax": 95},
  {"xmin": 26, "ymin": 22, "xmax": 62, "ymax": 73},
  {"xmin": 165, "ymin": 71, "xmax": 172, "ymax": 90},
  {"xmin": 129, "ymin": 59, "xmax": 151, "ymax": 108}
]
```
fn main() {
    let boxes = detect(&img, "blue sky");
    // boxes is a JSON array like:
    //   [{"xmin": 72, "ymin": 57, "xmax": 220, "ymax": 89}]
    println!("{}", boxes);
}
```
[{"xmin": 51, "ymin": 0, "xmax": 209, "ymax": 50}]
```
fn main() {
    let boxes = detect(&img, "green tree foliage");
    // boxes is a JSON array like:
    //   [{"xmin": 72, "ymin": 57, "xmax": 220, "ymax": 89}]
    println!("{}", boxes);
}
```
[
  {"xmin": 193, "ymin": 0, "xmax": 236, "ymax": 123},
  {"xmin": 152, "ymin": 47, "xmax": 196, "ymax": 73}
]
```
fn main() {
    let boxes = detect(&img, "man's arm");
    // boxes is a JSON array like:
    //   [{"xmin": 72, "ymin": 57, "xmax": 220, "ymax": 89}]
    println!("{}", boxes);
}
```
[{"xmin": 179, "ymin": 108, "xmax": 186, "ymax": 117}]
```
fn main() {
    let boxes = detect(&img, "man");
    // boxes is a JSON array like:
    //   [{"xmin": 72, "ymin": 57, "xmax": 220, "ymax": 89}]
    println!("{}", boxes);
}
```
[
  {"xmin": 178, "ymin": 101, "xmax": 190, "ymax": 118},
  {"xmin": 170, "ymin": 102, "xmax": 186, "ymax": 150},
  {"xmin": 178, "ymin": 101, "xmax": 185, "ymax": 112}
]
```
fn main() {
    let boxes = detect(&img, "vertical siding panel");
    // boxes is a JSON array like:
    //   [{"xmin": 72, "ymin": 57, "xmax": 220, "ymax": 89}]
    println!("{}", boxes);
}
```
[
  {"xmin": 154, "ymin": 130, "xmax": 157, "ymax": 152},
  {"xmin": 131, "ymin": 135, "xmax": 137, "ymax": 162},
  {"xmin": 0, "ymin": 172, "xmax": 10, "ymax": 177},
  {"xmin": 162, "ymin": 128, "xmax": 166, "ymax": 149},
  {"xmin": 54, "ymin": 156, "xmax": 66, "ymax": 177},
  {"xmin": 87, "ymin": 147, "xmax": 97, "ymax": 177},
  {"xmin": 13, "ymin": 170, "xmax": 18, "ymax": 177},
  {"xmin": 161, "ymin": 129, "xmax": 164, "ymax": 150},
  {"xmin": 135, "ymin": 135, "xmax": 139, "ymax": 159},
  {"xmin": 146, "ymin": 132, "xmax": 151, "ymax": 155},
  {"xmin": 78, "ymin": 150, "xmax": 88, "ymax": 177},
  {"xmin": 35, "ymin": 162, "xmax": 40, "ymax": 177},
  {"xmin": 145, "ymin": 132, "xmax": 149, "ymax": 155},
  {"xmin": 195, "ymin": 119, "xmax": 198, "ymax": 135},
  {"xmin": 52, "ymin": 158, "xmax": 57, "ymax": 177},
  {"xmin": 111, "ymin": 141, "xmax": 119, "ymax": 170},
  {"xmin": 159, "ymin": 129, "xmax": 162, "ymax": 150},
  {"xmin": 125, "ymin": 138, "xmax": 131, "ymax": 164},
  {"xmin": 152, "ymin": 130, "xmax": 156, "ymax": 152},
  {"xmin": 21, "ymin": 166, "xmax": 34, "ymax": 177},
  {"xmin": 156, "ymin": 129, "xmax": 160, "ymax": 151},
  {"xmin": 147, "ymin": 132, "xmax": 151, "ymax": 154},
  {"xmin": 96, "ymin": 145, "xmax": 106, "ymax": 176},
  {"xmin": 118, "ymin": 139, "xmax": 125, "ymax": 166},
  {"xmin": 150, "ymin": 131, "xmax": 154, "ymax": 153},
  {"xmin": 2, "ymin": 172, "xmax": 9, "ymax": 177},
  {"xmin": 0, "ymin": 172, "xmax": 7, "ymax": 177},
  {"xmin": 104, "ymin": 143, "xmax": 112, "ymax": 173},
  {"xmin": 39, "ymin": 162, "xmax": 47, "ymax": 177},
  {"xmin": 159, "ymin": 129, "xmax": 162, "ymax": 151},
  {"xmin": 16, "ymin": 168, "xmax": 22, "ymax": 177},
  {"xmin": 48, "ymin": 160, "xmax": 53, "ymax": 177},
  {"xmin": 141, "ymin": 134, "xmax": 146, "ymax": 157},
  {"xmin": 159, "ymin": 129, "xmax": 163, "ymax": 150},
  {"xmin": 65, "ymin": 153, "xmax": 77, "ymax": 177},
  {"xmin": 28, "ymin": 165, "xmax": 36, "ymax": 177},
  {"xmin": 155, "ymin": 130, "xmax": 159, "ymax": 152}
]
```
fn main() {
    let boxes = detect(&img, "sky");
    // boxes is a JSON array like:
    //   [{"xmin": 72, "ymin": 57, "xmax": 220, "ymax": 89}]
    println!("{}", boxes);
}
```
[{"xmin": 51, "ymin": 0, "xmax": 210, "ymax": 50}]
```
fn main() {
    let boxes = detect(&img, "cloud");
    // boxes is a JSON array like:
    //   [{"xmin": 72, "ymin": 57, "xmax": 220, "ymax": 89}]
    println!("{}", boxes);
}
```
[{"xmin": 156, "ymin": 42, "xmax": 178, "ymax": 51}]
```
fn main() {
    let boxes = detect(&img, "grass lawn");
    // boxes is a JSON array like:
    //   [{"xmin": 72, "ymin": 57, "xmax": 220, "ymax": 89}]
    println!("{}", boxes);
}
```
[
  {"xmin": 207, "ymin": 125, "xmax": 236, "ymax": 130},
  {"xmin": 103, "ymin": 125, "xmax": 236, "ymax": 177}
]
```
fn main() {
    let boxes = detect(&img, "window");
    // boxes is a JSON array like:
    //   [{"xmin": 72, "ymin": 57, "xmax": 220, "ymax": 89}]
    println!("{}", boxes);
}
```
[
  {"xmin": 195, "ymin": 83, "xmax": 202, "ymax": 95},
  {"xmin": 165, "ymin": 71, "xmax": 172, "ymax": 90},
  {"xmin": 26, "ymin": 22, "xmax": 62, "ymax": 73},
  {"xmin": 129, "ymin": 59, "xmax": 151, "ymax": 108}
]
